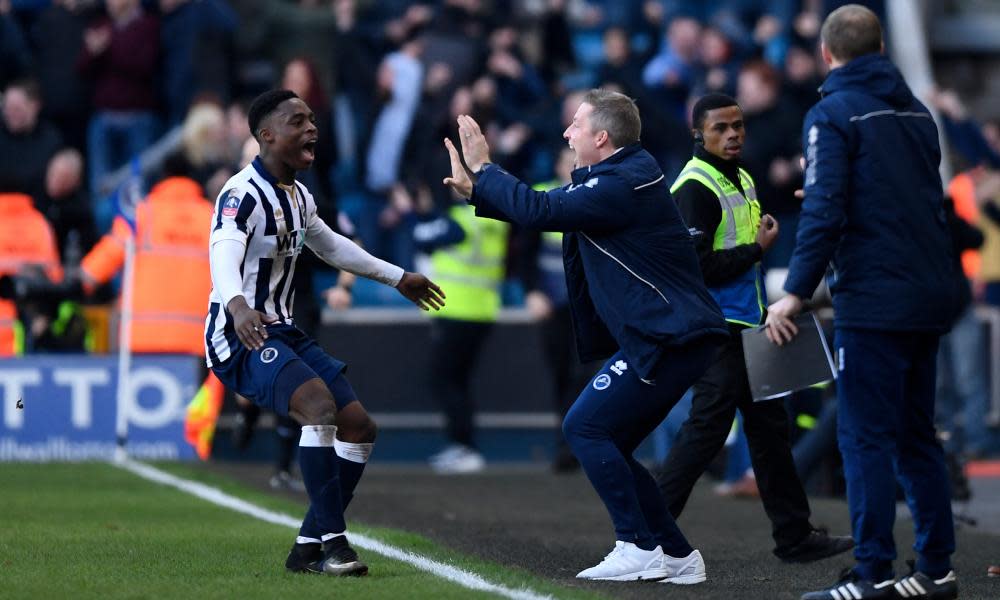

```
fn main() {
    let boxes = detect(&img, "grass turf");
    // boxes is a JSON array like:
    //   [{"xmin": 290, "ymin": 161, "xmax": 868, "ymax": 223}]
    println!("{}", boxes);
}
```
[{"xmin": 0, "ymin": 462, "xmax": 598, "ymax": 600}]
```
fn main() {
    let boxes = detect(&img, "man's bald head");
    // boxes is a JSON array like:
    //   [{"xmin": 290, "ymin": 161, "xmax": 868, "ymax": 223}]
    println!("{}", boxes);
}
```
[{"xmin": 821, "ymin": 4, "xmax": 883, "ymax": 63}]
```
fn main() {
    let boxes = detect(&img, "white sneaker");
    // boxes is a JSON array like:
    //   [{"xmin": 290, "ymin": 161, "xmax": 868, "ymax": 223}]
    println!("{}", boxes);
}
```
[
  {"xmin": 430, "ymin": 445, "xmax": 485, "ymax": 474},
  {"xmin": 658, "ymin": 549, "xmax": 706, "ymax": 585},
  {"xmin": 575, "ymin": 541, "xmax": 669, "ymax": 581},
  {"xmin": 429, "ymin": 444, "xmax": 469, "ymax": 465}
]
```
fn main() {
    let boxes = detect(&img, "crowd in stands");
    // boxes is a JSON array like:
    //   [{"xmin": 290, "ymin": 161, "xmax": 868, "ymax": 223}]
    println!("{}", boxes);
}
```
[{"xmin": 1, "ymin": 0, "xmax": 880, "ymax": 296}]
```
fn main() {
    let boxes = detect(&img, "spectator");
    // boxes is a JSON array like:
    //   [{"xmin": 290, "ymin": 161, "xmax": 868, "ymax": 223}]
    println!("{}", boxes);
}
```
[
  {"xmin": 642, "ymin": 15, "xmax": 702, "ymax": 118},
  {"xmin": 77, "ymin": 0, "xmax": 161, "ymax": 202},
  {"xmin": 937, "ymin": 195, "xmax": 994, "ymax": 459},
  {"xmin": 695, "ymin": 25, "xmax": 739, "ymax": 96},
  {"xmin": 0, "ymin": 79, "xmax": 63, "ymax": 200},
  {"xmin": 595, "ymin": 26, "xmax": 643, "ymax": 97},
  {"xmin": 0, "ymin": 1, "xmax": 31, "ymax": 90},
  {"xmin": 35, "ymin": 148, "xmax": 98, "ymax": 264},
  {"xmin": 28, "ymin": 0, "xmax": 92, "ymax": 151},
  {"xmin": 782, "ymin": 42, "xmax": 824, "ymax": 124},
  {"xmin": 736, "ymin": 60, "xmax": 802, "ymax": 268},
  {"xmin": 171, "ymin": 101, "xmax": 233, "ymax": 198},
  {"xmin": 281, "ymin": 56, "xmax": 336, "ymax": 206},
  {"xmin": 361, "ymin": 35, "xmax": 424, "ymax": 266},
  {"xmin": 158, "ymin": 0, "xmax": 238, "ymax": 126}
]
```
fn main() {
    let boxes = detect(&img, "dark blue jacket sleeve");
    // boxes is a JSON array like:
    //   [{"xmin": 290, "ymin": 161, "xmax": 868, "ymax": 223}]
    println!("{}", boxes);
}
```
[
  {"xmin": 410, "ymin": 212, "xmax": 466, "ymax": 253},
  {"xmin": 784, "ymin": 108, "xmax": 850, "ymax": 299},
  {"xmin": 470, "ymin": 165, "xmax": 633, "ymax": 232}
]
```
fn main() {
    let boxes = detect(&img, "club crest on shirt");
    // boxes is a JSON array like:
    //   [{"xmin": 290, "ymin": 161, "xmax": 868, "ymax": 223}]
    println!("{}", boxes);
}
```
[
  {"xmin": 593, "ymin": 373, "xmax": 611, "ymax": 390},
  {"xmin": 221, "ymin": 189, "xmax": 240, "ymax": 218}
]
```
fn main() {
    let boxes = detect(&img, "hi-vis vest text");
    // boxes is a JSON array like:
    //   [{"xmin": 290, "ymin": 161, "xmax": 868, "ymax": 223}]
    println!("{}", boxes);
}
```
[
  {"xmin": 430, "ymin": 204, "xmax": 508, "ymax": 322},
  {"xmin": 671, "ymin": 157, "xmax": 765, "ymax": 326}
]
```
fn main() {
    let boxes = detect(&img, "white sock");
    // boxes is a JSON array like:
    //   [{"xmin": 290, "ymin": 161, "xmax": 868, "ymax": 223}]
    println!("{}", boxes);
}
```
[
  {"xmin": 300, "ymin": 425, "xmax": 337, "ymax": 447},
  {"xmin": 334, "ymin": 439, "xmax": 374, "ymax": 463}
]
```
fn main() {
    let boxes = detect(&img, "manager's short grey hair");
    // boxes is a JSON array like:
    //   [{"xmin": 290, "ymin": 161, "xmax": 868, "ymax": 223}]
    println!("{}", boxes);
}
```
[
  {"xmin": 821, "ymin": 4, "xmax": 883, "ymax": 62},
  {"xmin": 581, "ymin": 88, "xmax": 641, "ymax": 148}
]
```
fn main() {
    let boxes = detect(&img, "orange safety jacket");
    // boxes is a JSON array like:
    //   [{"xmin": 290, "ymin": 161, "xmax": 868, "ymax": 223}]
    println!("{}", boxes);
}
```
[
  {"xmin": 81, "ymin": 177, "xmax": 214, "ymax": 355},
  {"xmin": 949, "ymin": 171, "xmax": 980, "ymax": 279},
  {"xmin": 0, "ymin": 193, "xmax": 62, "ymax": 356}
]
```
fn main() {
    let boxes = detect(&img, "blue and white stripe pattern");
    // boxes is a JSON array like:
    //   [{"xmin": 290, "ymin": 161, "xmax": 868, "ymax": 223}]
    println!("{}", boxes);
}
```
[{"xmin": 204, "ymin": 158, "xmax": 313, "ymax": 367}]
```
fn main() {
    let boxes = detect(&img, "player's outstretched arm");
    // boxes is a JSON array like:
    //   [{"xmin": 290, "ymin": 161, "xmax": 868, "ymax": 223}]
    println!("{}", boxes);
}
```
[
  {"xmin": 395, "ymin": 272, "xmax": 446, "ymax": 312},
  {"xmin": 304, "ymin": 219, "xmax": 445, "ymax": 311}
]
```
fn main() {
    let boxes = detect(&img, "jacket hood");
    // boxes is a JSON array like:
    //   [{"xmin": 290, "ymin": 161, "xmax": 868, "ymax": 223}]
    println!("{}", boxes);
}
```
[{"xmin": 819, "ymin": 53, "xmax": 913, "ymax": 108}]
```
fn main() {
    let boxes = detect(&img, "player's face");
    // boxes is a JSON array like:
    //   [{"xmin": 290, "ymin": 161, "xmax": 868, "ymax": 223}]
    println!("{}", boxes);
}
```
[
  {"xmin": 563, "ymin": 102, "xmax": 602, "ymax": 168},
  {"xmin": 268, "ymin": 98, "xmax": 319, "ymax": 171},
  {"xmin": 699, "ymin": 105, "xmax": 744, "ymax": 161}
]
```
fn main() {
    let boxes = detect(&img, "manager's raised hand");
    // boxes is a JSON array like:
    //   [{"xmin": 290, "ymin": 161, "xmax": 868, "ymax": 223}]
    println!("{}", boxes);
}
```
[
  {"xmin": 442, "ymin": 137, "xmax": 473, "ymax": 199},
  {"xmin": 456, "ymin": 114, "xmax": 490, "ymax": 172}
]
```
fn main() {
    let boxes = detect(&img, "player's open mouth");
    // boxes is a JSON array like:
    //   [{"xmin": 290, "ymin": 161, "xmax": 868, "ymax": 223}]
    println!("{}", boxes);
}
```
[{"xmin": 301, "ymin": 140, "xmax": 317, "ymax": 160}]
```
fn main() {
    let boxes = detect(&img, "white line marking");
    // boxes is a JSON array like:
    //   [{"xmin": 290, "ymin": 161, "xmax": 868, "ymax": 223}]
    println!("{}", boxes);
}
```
[{"xmin": 115, "ymin": 459, "xmax": 553, "ymax": 600}]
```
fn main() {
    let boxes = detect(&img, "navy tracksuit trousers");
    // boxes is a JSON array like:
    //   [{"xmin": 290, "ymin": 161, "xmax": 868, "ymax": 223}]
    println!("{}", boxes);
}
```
[
  {"xmin": 562, "ymin": 337, "xmax": 716, "ymax": 556},
  {"xmin": 834, "ymin": 328, "xmax": 955, "ymax": 581}
]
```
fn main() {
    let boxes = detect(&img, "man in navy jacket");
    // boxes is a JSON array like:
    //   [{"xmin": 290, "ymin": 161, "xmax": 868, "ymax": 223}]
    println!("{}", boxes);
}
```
[
  {"xmin": 443, "ymin": 89, "xmax": 728, "ymax": 584},
  {"xmin": 766, "ymin": 6, "xmax": 958, "ymax": 600}
]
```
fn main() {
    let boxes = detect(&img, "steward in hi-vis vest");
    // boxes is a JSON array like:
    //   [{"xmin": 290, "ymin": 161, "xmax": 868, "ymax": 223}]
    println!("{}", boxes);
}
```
[
  {"xmin": 413, "ymin": 199, "xmax": 509, "ymax": 473},
  {"xmin": 656, "ymin": 93, "xmax": 853, "ymax": 565}
]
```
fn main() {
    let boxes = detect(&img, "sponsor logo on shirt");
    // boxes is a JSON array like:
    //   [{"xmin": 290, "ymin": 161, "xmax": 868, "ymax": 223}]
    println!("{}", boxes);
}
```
[{"xmin": 609, "ymin": 360, "xmax": 628, "ymax": 376}]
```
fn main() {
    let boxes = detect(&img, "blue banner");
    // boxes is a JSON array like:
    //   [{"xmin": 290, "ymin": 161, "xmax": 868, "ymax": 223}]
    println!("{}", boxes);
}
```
[{"xmin": 0, "ymin": 355, "xmax": 201, "ymax": 461}]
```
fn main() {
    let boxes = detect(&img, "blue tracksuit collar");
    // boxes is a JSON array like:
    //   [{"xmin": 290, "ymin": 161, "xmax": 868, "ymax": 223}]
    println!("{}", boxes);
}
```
[{"xmin": 571, "ymin": 144, "xmax": 642, "ymax": 184}]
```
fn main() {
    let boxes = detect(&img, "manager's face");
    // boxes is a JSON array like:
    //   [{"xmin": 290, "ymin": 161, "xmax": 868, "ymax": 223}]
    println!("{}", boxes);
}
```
[{"xmin": 563, "ymin": 102, "xmax": 603, "ymax": 168}]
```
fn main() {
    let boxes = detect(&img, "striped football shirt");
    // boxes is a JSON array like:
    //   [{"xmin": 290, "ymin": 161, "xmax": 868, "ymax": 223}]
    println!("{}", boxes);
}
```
[{"xmin": 203, "ymin": 158, "xmax": 321, "ymax": 366}]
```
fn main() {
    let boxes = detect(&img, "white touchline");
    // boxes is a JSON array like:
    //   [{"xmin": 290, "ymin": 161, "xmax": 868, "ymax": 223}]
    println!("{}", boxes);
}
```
[{"xmin": 115, "ymin": 459, "xmax": 554, "ymax": 600}]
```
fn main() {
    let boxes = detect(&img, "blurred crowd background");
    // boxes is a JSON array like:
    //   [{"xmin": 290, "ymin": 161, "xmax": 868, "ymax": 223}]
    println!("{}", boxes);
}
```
[{"xmin": 3, "ymin": 0, "xmax": 879, "ymax": 289}]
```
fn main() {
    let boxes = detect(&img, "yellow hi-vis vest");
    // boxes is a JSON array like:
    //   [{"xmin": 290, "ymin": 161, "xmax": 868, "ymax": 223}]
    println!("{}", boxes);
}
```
[
  {"xmin": 671, "ymin": 157, "xmax": 765, "ymax": 326},
  {"xmin": 430, "ymin": 204, "xmax": 509, "ymax": 322}
]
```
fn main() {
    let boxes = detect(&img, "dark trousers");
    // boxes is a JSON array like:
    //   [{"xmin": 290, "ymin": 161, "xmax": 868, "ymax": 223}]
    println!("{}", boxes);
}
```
[
  {"xmin": 429, "ymin": 317, "xmax": 493, "ymax": 448},
  {"xmin": 540, "ymin": 304, "xmax": 578, "ymax": 419},
  {"xmin": 835, "ymin": 328, "xmax": 955, "ymax": 581},
  {"xmin": 539, "ymin": 304, "xmax": 597, "ymax": 450},
  {"xmin": 563, "ymin": 339, "xmax": 716, "ymax": 555},
  {"xmin": 655, "ymin": 325, "xmax": 812, "ymax": 551}
]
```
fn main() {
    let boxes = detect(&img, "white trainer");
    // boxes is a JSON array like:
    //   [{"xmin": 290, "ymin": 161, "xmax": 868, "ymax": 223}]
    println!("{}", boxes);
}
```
[
  {"xmin": 575, "ymin": 541, "xmax": 669, "ymax": 581},
  {"xmin": 658, "ymin": 549, "xmax": 707, "ymax": 585},
  {"xmin": 429, "ymin": 444, "xmax": 485, "ymax": 474}
]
